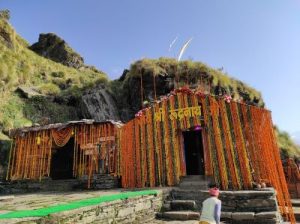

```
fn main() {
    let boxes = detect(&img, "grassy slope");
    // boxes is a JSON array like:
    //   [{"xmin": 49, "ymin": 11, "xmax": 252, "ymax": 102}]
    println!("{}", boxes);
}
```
[
  {"xmin": 275, "ymin": 126, "xmax": 300, "ymax": 158},
  {"xmin": 0, "ymin": 19, "xmax": 108, "ymax": 136},
  {"xmin": 126, "ymin": 58, "xmax": 264, "ymax": 106}
]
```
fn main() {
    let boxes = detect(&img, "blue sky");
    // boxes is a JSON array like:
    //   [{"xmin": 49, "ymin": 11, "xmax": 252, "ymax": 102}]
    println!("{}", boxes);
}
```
[{"xmin": 1, "ymin": 0, "xmax": 300, "ymax": 139}]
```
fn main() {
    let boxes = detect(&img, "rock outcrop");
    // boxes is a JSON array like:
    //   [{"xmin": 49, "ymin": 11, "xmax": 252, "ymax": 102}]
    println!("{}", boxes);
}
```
[
  {"xmin": 113, "ymin": 59, "xmax": 265, "ymax": 122},
  {"xmin": 30, "ymin": 33, "xmax": 84, "ymax": 69},
  {"xmin": 114, "ymin": 72, "xmax": 174, "ymax": 122},
  {"xmin": 80, "ymin": 86, "xmax": 120, "ymax": 122}
]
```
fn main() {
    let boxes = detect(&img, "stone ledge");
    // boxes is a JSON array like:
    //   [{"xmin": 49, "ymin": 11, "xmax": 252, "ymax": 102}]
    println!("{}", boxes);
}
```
[
  {"xmin": 221, "ymin": 212, "xmax": 232, "ymax": 219},
  {"xmin": 255, "ymin": 211, "xmax": 278, "ymax": 219},
  {"xmin": 232, "ymin": 212, "xmax": 255, "ymax": 220}
]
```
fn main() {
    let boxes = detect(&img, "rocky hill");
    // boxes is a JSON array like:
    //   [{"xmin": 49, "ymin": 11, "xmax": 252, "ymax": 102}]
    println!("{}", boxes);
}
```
[
  {"xmin": 0, "ymin": 16, "xmax": 299, "ymax": 177},
  {"xmin": 0, "ymin": 18, "xmax": 119, "ymax": 134},
  {"xmin": 111, "ymin": 58, "xmax": 264, "ymax": 121}
]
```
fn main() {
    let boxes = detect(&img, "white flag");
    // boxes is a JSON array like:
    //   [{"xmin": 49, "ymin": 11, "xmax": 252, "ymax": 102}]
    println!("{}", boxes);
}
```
[{"xmin": 177, "ymin": 37, "xmax": 193, "ymax": 61}]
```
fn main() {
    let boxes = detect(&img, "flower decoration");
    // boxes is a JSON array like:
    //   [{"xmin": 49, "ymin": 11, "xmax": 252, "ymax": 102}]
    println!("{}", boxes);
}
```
[
  {"xmin": 224, "ymin": 94, "xmax": 232, "ymax": 103},
  {"xmin": 135, "ymin": 110, "xmax": 144, "ymax": 118},
  {"xmin": 174, "ymin": 86, "xmax": 193, "ymax": 94},
  {"xmin": 195, "ymin": 91, "xmax": 206, "ymax": 98}
]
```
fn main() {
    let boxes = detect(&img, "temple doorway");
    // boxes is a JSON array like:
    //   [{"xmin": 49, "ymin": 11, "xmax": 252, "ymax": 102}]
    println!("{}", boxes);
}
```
[
  {"xmin": 183, "ymin": 130, "xmax": 205, "ymax": 175},
  {"xmin": 50, "ymin": 138, "xmax": 75, "ymax": 180}
]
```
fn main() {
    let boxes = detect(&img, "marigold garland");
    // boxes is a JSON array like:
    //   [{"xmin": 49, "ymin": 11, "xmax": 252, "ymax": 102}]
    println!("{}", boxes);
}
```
[
  {"xmin": 240, "ymin": 104, "xmax": 259, "ymax": 183},
  {"xmin": 154, "ymin": 103, "xmax": 163, "ymax": 186},
  {"xmin": 200, "ymin": 96, "xmax": 220, "ymax": 186},
  {"xmin": 134, "ymin": 119, "xmax": 142, "ymax": 187},
  {"xmin": 209, "ymin": 96, "xmax": 228, "ymax": 189},
  {"xmin": 162, "ymin": 99, "xmax": 174, "ymax": 185},
  {"xmin": 170, "ymin": 95, "xmax": 180, "ymax": 184},
  {"xmin": 230, "ymin": 101, "xmax": 252, "ymax": 189},
  {"xmin": 219, "ymin": 99, "xmax": 241, "ymax": 189},
  {"xmin": 146, "ymin": 108, "xmax": 156, "ymax": 187}
]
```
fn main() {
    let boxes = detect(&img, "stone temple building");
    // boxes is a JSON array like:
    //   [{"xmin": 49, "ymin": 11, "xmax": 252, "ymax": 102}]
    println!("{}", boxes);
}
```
[{"xmin": 6, "ymin": 87, "xmax": 295, "ymax": 223}]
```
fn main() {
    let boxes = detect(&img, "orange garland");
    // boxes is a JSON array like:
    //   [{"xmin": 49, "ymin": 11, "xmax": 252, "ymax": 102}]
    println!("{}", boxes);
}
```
[
  {"xmin": 162, "ymin": 99, "xmax": 173, "ymax": 185},
  {"xmin": 154, "ymin": 102, "xmax": 163, "ymax": 185},
  {"xmin": 219, "ymin": 99, "xmax": 241, "ymax": 189},
  {"xmin": 230, "ymin": 101, "xmax": 252, "ymax": 189},
  {"xmin": 200, "ymin": 96, "xmax": 218, "ymax": 183},
  {"xmin": 209, "ymin": 96, "xmax": 228, "ymax": 189},
  {"xmin": 240, "ymin": 104, "xmax": 259, "ymax": 183}
]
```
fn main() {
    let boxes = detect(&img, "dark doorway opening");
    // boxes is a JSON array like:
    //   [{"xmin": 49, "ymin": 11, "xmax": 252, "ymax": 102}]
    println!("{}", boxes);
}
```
[
  {"xmin": 183, "ymin": 130, "xmax": 205, "ymax": 175},
  {"xmin": 50, "ymin": 138, "xmax": 74, "ymax": 180}
]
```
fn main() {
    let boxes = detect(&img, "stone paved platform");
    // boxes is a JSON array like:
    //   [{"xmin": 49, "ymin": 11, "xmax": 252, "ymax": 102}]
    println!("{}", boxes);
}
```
[
  {"xmin": 0, "ymin": 189, "xmax": 123, "ymax": 214},
  {"xmin": 146, "ymin": 221, "xmax": 199, "ymax": 224}
]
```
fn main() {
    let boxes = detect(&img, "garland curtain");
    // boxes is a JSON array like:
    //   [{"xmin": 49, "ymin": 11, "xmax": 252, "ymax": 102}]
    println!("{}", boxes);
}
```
[{"xmin": 118, "ymin": 90, "xmax": 295, "ymax": 223}]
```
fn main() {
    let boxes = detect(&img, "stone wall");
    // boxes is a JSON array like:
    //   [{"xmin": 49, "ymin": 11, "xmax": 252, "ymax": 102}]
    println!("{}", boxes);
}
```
[
  {"xmin": 216, "ymin": 189, "xmax": 281, "ymax": 223},
  {"xmin": 170, "ymin": 188, "xmax": 282, "ymax": 223},
  {"xmin": 6, "ymin": 189, "xmax": 169, "ymax": 224},
  {"xmin": 0, "ymin": 175, "xmax": 119, "ymax": 195}
]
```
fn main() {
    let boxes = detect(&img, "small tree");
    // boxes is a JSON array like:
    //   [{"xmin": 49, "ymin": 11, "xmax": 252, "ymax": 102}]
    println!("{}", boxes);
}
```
[{"xmin": 0, "ymin": 9, "xmax": 10, "ymax": 20}]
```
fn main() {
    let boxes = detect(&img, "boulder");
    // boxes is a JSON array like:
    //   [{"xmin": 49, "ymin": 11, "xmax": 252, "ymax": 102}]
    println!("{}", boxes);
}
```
[{"xmin": 16, "ymin": 86, "xmax": 43, "ymax": 98}]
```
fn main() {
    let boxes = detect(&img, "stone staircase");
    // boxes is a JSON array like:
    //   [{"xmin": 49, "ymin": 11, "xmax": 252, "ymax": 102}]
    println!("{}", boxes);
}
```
[
  {"xmin": 157, "ymin": 175, "xmax": 211, "ymax": 221},
  {"xmin": 291, "ymin": 199, "xmax": 300, "ymax": 222},
  {"xmin": 156, "ymin": 176, "xmax": 282, "ymax": 223}
]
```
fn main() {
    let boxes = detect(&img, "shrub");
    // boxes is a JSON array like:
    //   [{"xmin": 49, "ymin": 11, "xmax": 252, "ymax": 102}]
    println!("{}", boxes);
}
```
[
  {"xmin": 51, "ymin": 71, "xmax": 65, "ymax": 78},
  {"xmin": 38, "ymin": 83, "xmax": 60, "ymax": 95},
  {"xmin": 0, "ymin": 10, "xmax": 10, "ymax": 21}
]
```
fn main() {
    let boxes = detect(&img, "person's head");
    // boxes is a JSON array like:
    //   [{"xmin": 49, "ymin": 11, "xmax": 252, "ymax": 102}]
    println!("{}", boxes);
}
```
[{"xmin": 209, "ymin": 187, "xmax": 220, "ymax": 197}]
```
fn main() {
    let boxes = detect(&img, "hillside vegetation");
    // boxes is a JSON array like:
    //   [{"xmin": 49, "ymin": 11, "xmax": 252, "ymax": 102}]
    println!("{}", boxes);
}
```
[
  {"xmin": 128, "ymin": 58, "xmax": 263, "ymax": 104},
  {"xmin": 276, "ymin": 127, "xmax": 300, "ymax": 158},
  {"xmin": 0, "ymin": 18, "xmax": 108, "ymax": 136}
]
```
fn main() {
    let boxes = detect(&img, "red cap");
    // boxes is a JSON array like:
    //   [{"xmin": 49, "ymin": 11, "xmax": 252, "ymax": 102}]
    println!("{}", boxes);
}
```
[{"xmin": 209, "ymin": 187, "xmax": 220, "ymax": 196}]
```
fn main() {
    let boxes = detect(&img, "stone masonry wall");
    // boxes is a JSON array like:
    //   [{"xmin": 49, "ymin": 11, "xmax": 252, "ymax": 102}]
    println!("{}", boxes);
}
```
[
  {"xmin": 0, "ymin": 175, "xmax": 119, "ymax": 195},
  {"xmin": 170, "ymin": 188, "xmax": 282, "ymax": 223},
  {"xmin": 216, "ymin": 189, "xmax": 281, "ymax": 223},
  {"xmin": 22, "ymin": 189, "xmax": 169, "ymax": 224}
]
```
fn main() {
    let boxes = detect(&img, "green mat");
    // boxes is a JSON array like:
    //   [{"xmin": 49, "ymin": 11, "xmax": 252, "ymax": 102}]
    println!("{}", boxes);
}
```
[{"xmin": 0, "ymin": 190, "xmax": 158, "ymax": 219}]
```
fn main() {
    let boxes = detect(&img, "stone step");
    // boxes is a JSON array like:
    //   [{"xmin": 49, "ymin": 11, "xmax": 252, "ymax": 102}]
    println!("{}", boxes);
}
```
[
  {"xmin": 178, "ymin": 181, "xmax": 209, "ymax": 189},
  {"xmin": 157, "ymin": 211, "xmax": 200, "ymax": 220},
  {"xmin": 179, "ymin": 175, "xmax": 212, "ymax": 190},
  {"xmin": 170, "ymin": 200, "xmax": 197, "ymax": 211},
  {"xmin": 171, "ymin": 189, "xmax": 208, "ymax": 200},
  {"xmin": 293, "ymin": 207, "xmax": 300, "ymax": 221},
  {"xmin": 291, "ymin": 199, "xmax": 300, "ymax": 207},
  {"xmin": 180, "ymin": 175, "xmax": 207, "ymax": 181},
  {"xmin": 0, "ymin": 195, "xmax": 14, "ymax": 202}
]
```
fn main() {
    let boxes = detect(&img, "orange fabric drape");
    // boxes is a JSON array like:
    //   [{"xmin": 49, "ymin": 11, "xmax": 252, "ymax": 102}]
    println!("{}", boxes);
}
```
[{"xmin": 51, "ymin": 127, "xmax": 73, "ymax": 147}]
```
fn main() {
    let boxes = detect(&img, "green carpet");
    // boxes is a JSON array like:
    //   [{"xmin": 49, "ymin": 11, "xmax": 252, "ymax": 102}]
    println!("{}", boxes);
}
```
[{"xmin": 0, "ymin": 190, "xmax": 158, "ymax": 219}]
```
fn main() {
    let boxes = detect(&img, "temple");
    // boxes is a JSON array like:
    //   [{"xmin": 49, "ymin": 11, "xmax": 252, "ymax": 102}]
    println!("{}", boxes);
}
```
[{"xmin": 6, "ymin": 87, "xmax": 294, "ymax": 222}]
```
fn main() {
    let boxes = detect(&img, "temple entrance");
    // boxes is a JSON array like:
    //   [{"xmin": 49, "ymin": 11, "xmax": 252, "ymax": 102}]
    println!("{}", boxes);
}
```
[
  {"xmin": 50, "ymin": 138, "xmax": 75, "ymax": 180},
  {"xmin": 183, "ymin": 130, "xmax": 205, "ymax": 175}
]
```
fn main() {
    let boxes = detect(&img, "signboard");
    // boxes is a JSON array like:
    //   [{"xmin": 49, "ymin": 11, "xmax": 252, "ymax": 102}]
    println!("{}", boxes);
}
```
[{"xmin": 154, "ymin": 106, "xmax": 202, "ymax": 122}]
